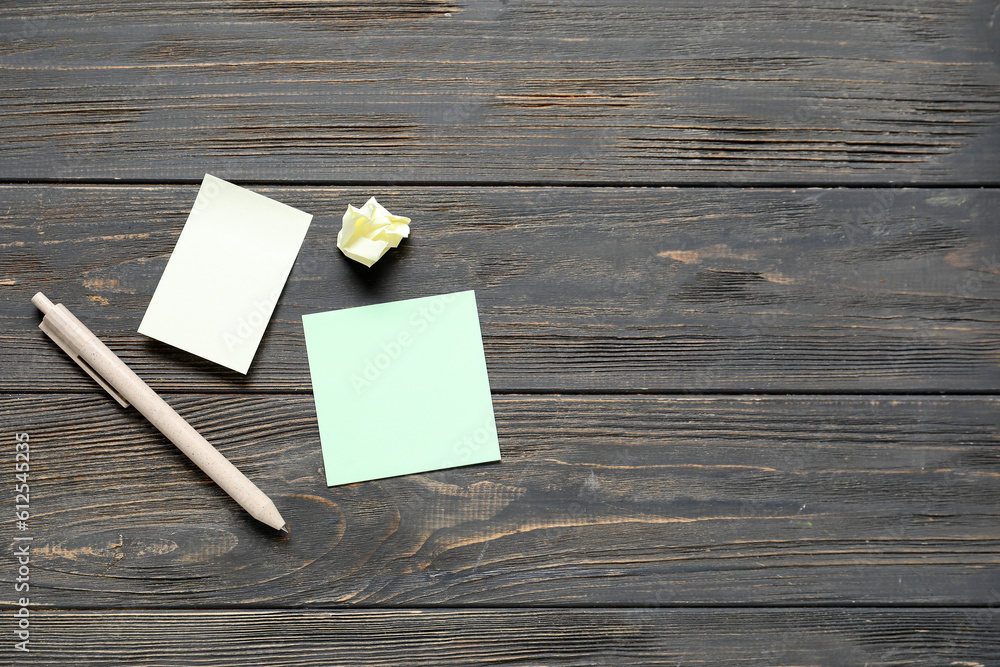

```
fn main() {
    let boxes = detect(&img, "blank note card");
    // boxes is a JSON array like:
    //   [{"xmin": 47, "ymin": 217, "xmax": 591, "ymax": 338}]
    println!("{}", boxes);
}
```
[
  {"xmin": 302, "ymin": 290, "xmax": 501, "ymax": 486},
  {"xmin": 139, "ymin": 174, "xmax": 312, "ymax": 374}
]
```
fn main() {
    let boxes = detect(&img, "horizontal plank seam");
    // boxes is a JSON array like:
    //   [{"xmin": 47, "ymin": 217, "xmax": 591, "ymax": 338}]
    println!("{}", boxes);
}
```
[
  {"xmin": 1, "ymin": 179, "xmax": 999, "ymax": 189},
  {"xmin": 4, "ymin": 388, "xmax": 999, "ymax": 397},
  {"xmin": 6, "ymin": 604, "xmax": 1000, "ymax": 612}
]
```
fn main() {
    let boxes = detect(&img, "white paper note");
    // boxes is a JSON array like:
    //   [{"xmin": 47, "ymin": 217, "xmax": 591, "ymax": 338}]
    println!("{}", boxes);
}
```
[{"xmin": 139, "ymin": 174, "xmax": 312, "ymax": 374}]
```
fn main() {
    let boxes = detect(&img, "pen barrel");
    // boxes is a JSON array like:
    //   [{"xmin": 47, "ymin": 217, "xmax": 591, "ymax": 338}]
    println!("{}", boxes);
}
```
[
  {"xmin": 35, "ymin": 295, "xmax": 286, "ymax": 531},
  {"xmin": 77, "ymin": 337, "xmax": 284, "ymax": 529},
  {"xmin": 36, "ymin": 298, "xmax": 285, "ymax": 530}
]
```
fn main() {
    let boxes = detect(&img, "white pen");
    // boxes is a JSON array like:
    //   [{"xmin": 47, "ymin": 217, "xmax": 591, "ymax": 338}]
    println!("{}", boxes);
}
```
[{"xmin": 32, "ymin": 292, "xmax": 288, "ymax": 533}]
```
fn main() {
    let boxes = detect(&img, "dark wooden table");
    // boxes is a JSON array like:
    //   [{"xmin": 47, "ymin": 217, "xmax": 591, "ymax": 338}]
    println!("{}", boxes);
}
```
[{"xmin": 2, "ymin": 1, "xmax": 999, "ymax": 664}]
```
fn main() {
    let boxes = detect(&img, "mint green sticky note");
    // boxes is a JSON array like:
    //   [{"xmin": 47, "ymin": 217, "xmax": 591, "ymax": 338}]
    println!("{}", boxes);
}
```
[{"xmin": 302, "ymin": 290, "xmax": 500, "ymax": 486}]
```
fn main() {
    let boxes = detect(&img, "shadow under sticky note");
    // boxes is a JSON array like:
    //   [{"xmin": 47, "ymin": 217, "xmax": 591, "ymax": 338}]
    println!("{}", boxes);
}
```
[{"xmin": 302, "ymin": 290, "xmax": 501, "ymax": 486}]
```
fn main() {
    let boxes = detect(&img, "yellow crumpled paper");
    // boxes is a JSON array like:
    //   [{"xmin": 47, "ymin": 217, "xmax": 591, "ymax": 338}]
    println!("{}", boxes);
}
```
[{"xmin": 336, "ymin": 197, "xmax": 411, "ymax": 267}]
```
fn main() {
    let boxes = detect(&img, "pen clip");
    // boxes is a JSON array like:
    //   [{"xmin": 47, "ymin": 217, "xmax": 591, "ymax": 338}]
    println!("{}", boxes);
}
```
[{"xmin": 40, "ymin": 319, "xmax": 131, "ymax": 408}]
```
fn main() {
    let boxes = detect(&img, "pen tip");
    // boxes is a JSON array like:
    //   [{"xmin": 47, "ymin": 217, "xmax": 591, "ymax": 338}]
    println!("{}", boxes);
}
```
[{"xmin": 281, "ymin": 523, "xmax": 290, "ymax": 534}]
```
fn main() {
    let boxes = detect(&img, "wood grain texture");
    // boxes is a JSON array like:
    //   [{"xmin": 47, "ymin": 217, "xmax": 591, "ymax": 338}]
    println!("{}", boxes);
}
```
[
  {"xmin": 2, "ymin": 185, "xmax": 998, "ymax": 393},
  {"xmin": 1, "ymin": 0, "xmax": 997, "ymax": 184},
  {"xmin": 11, "ymin": 609, "xmax": 1000, "ymax": 666},
  {"xmin": 2, "ymin": 394, "xmax": 997, "ymax": 607},
  {"xmin": 2, "ymin": 0, "xmax": 996, "ymax": 663}
]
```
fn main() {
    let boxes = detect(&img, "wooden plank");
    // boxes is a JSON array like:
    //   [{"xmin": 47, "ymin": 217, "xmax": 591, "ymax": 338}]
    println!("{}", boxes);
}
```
[
  {"xmin": 2, "ymin": 185, "xmax": 997, "ymax": 393},
  {"xmin": 1, "ymin": 394, "xmax": 997, "ymax": 607},
  {"xmin": 1, "ymin": 0, "xmax": 997, "ymax": 184},
  {"xmin": 7, "ymin": 609, "xmax": 1000, "ymax": 666}
]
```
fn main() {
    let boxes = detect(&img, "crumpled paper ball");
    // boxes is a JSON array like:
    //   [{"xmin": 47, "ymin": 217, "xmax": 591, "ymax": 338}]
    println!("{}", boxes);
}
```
[{"xmin": 336, "ymin": 197, "xmax": 411, "ymax": 267}]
